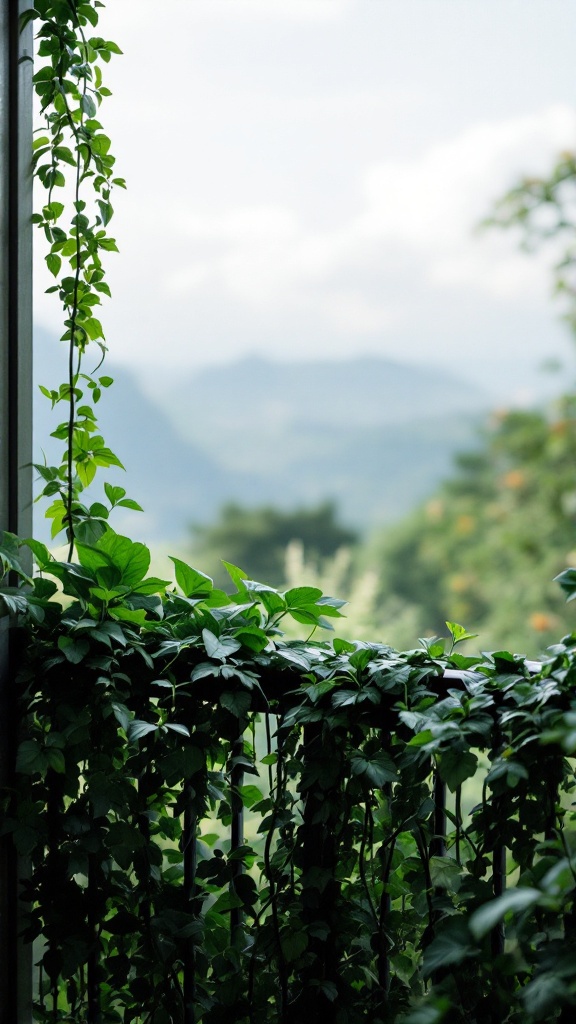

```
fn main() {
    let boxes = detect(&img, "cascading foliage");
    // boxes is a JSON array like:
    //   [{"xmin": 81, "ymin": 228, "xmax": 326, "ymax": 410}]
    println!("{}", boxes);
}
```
[
  {"xmin": 1, "ymin": 2, "xmax": 576, "ymax": 1023},
  {"xmin": 3, "ymin": 535, "xmax": 576, "ymax": 1023}
]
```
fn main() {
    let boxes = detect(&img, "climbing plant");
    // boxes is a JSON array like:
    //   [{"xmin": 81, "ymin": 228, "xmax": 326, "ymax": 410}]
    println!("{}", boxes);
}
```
[
  {"xmin": 1, "ymin": 3, "xmax": 576, "ymax": 1023},
  {"xmin": 24, "ymin": 0, "xmax": 140, "ymax": 558}
]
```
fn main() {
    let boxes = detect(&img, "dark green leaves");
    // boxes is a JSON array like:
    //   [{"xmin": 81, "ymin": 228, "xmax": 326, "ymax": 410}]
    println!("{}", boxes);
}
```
[
  {"xmin": 437, "ymin": 748, "xmax": 478, "ymax": 792},
  {"xmin": 469, "ymin": 888, "xmax": 541, "ymax": 940},
  {"xmin": 555, "ymin": 567, "xmax": 576, "ymax": 601},
  {"xmin": 422, "ymin": 919, "xmax": 477, "ymax": 977},
  {"xmin": 350, "ymin": 750, "xmax": 397, "ymax": 787}
]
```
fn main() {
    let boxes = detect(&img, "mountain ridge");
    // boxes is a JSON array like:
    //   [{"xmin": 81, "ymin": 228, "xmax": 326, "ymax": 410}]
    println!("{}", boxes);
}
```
[{"xmin": 33, "ymin": 331, "xmax": 490, "ymax": 543}]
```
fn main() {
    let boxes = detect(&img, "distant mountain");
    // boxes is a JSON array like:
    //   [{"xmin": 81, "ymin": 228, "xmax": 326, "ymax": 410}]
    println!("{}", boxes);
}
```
[
  {"xmin": 33, "ymin": 336, "xmax": 490, "ymax": 543},
  {"xmin": 33, "ymin": 331, "xmax": 249, "ymax": 543},
  {"xmin": 140, "ymin": 356, "xmax": 490, "ymax": 528}
]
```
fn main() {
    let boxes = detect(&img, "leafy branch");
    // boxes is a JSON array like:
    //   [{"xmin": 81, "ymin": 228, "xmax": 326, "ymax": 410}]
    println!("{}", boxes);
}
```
[{"xmin": 26, "ymin": 0, "xmax": 140, "ymax": 556}]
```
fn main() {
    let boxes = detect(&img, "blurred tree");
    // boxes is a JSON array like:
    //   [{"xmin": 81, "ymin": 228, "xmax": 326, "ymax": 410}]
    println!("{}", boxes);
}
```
[
  {"xmin": 358, "ymin": 151, "xmax": 576, "ymax": 657},
  {"xmin": 485, "ymin": 149, "xmax": 576, "ymax": 333},
  {"xmin": 189, "ymin": 500, "xmax": 357, "ymax": 588},
  {"xmin": 362, "ymin": 399, "xmax": 576, "ymax": 655}
]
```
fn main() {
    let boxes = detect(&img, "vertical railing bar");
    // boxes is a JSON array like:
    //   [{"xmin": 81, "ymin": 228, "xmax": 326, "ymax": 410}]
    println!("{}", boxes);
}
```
[
  {"xmin": 86, "ymin": 855, "xmax": 100, "ymax": 1024},
  {"xmin": 182, "ymin": 780, "xmax": 197, "ymax": 1024},
  {"xmin": 490, "ymin": 843, "xmax": 506, "ymax": 958},
  {"xmin": 455, "ymin": 785, "xmax": 462, "ymax": 865},
  {"xmin": 230, "ymin": 733, "xmax": 245, "ymax": 939},
  {"xmin": 430, "ymin": 772, "xmax": 446, "ymax": 859}
]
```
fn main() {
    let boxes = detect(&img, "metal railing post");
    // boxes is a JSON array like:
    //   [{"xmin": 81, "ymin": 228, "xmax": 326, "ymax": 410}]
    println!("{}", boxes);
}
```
[{"xmin": 0, "ymin": 2, "xmax": 33, "ymax": 1021}]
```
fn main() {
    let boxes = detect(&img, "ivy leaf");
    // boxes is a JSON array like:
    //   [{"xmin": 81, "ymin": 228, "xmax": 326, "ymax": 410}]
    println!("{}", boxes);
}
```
[
  {"xmin": 46, "ymin": 252, "xmax": 61, "ymax": 277},
  {"xmin": 446, "ymin": 621, "xmax": 478, "ymax": 644},
  {"xmin": 220, "ymin": 691, "xmax": 252, "ymax": 718},
  {"xmin": 96, "ymin": 531, "xmax": 150, "ymax": 586},
  {"xmin": 210, "ymin": 890, "xmax": 244, "ymax": 914},
  {"xmin": 170, "ymin": 557, "xmax": 213, "ymax": 598},
  {"xmin": 429, "ymin": 856, "xmax": 462, "ymax": 891},
  {"xmin": 350, "ymin": 751, "xmax": 397, "ymax": 787},
  {"xmin": 422, "ymin": 918, "xmax": 477, "ymax": 977},
  {"xmin": 554, "ymin": 567, "xmax": 576, "ymax": 602},
  {"xmin": 57, "ymin": 636, "xmax": 90, "ymax": 663},
  {"xmin": 202, "ymin": 629, "xmax": 241, "ymax": 661},
  {"xmin": 15, "ymin": 739, "xmax": 48, "ymax": 775},
  {"xmin": 437, "ymin": 748, "xmax": 478, "ymax": 792},
  {"xmin": 111, "ymin": 702, "xmax": 132, "ymax": 732},
  {"xmin": 222, "ymin": 561, "xmax": 248, "ymax": 592},
  {"xmin": 46, "ymin": 748, "xmax": 65, "ymax": 773},
  {"xmin": 284, "ymin": 586, "xmax": 323, "ymax": 608},
  {"xmin": 239, "ymin": 784, "xmax": 263, "ymax": 808},
  {"xmin": 469, "ymin": 887, "xmax": 541, "ymax": 940},
  {"xmin": 81, "ymin": 93, "xmax": 97, "ymax": 118},
  {"xmin": 164, "ymin": 722, "xmax": 190, "ymax": 738},
  {"xmin": 281, "ymin": 929, "xmax": 308, "ymax": 962},
  {"xmin": 128, "ymin": 720, "xmax": 158, "ymax": 742}
]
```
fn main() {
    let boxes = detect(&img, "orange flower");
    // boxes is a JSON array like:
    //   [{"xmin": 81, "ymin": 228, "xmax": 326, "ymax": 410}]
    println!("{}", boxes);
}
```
[
  {"xmin": 529, "ymin": 612, "xmax": 553, "ymax": 633},
  {"xmin": 502, "ymin": 469, "xmax": 525, "ymax": 490}
]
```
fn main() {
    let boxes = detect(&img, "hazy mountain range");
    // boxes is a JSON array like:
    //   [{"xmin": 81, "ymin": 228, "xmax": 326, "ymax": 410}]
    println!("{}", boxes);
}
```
[{"xmin": 33, "ymin": 330, "xmax": 490, "ymax": 545}]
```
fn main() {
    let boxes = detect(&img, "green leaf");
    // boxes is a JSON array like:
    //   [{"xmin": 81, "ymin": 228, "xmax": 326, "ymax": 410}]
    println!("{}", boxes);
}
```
[
  {"xmin": 220, "ymin": 691, "xmax": 252, "ymax": 718},
  {"xmin": 164, "ymin": 722, "xmax": 190, "ymax": 738},
  {"xmin": 46, "ymin": 749, "xmax": 65, "ymax": 773},
  {"xmin": 437, "ymin": 748, "xmax": 478, "ymax": 792},
  {"xmin": 97, "ymin": 531, "xmax": 151, "ymax": 586},
  {"xmin": 400, "ymin": 999, "xmax": 451, "ymax": 1024},
  {"xmin": 239, "ymin": 784, "xmax": 263, "ymax": 808},
  {"xmin": 15, "ymin": 739, "xmax": 48, "ymax": 775},
  {"xmin": 170, "ymin": 557, "xmax": 213, "ymax": 598},
  {"xmin": 81, "ymin": 93, "xmax": 97, "ymax": 118},
  {"xmin": 281, "ymin": 929, "xmax": 308, "ymax": 962},
  {"xmin": 111, "ymin": 702, "xmax": 132, "ymax": 732},
  {"xmin": 350, "ymin": 751, "xmax": 397, "ymax": 787},
  {"xmin": 210, "ymin": 890, "xmax": 244, "ymax": 914},
  {"xmin": 555, "ymin": 567, "xmax": 576, "ymax": 602},
  {"xmin": 446, "ymin": 621, "xmax": 478, "ymax": 644},
  {"xmin": 128, "ymin": 720, "xmax": 158, "ymax": 742},
  {"xmin": 469, "ymin": 887, "xmax": 541, "ymax": 940},
  {"xmin": 117, "ymin": 498, "xmax": 144, "ymax": 511},
  {"xmin": 57, "ymin": 636, "xmax": 90, "ymax": 664},
  {"xmin": 422, "ymin": 918, "xmax": 476, "ymax": 977},
  {"xmin": 202, "ymin": 629, "xmax": 241, "ymax": 661},
  {"xmin": 46, "ymin": 252, "xmax": 61, "ymax": 277},
  {"xmin": 255, "ymin": 589, "xmax": 286, "ymax": 617},
  {"xmin": 429, "ymin": 856, "xmax": 461, "ymax": 891},
  {"xmin": 284, "ymin": 586, "xmax": 323, "ymax": 608},
  {"xmin": 222, "ymin": 561, "xmax": 248, "ymax": 592}
]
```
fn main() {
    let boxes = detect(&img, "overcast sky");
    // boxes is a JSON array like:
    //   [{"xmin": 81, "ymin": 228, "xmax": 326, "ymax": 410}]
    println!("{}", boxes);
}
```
[{"xmin": 34, "ymin": 0, "xmax": 576, "ymax": 400}]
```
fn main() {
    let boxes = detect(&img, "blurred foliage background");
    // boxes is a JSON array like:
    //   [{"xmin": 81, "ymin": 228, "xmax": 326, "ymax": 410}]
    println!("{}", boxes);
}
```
[{"xmin": 185, "ymin": 151, "xmax": 576, "ymax": 659}]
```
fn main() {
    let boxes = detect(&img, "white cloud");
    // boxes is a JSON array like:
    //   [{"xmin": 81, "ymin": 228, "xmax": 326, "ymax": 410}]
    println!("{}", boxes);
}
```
[
  {"xmin": 108, "ymin": 0, "xmax": 353, "ymax": 30},
  {"xmin": 181, "ymin": 0, "xmax": 353, "ymax": 22},
  {"xmin": 164, "ymin": 105, "xmax": 576, "ymax": 331}
]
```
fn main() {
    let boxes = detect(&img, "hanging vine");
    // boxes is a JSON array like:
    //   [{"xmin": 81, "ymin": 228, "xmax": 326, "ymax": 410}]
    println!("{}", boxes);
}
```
[
  {"xmin": 24, "ymin": 0, "xmax": 140, "ymax": 558},
  {"xmin": 0, "ymin": 3, "xmax": 575, "ymax": 1024}
]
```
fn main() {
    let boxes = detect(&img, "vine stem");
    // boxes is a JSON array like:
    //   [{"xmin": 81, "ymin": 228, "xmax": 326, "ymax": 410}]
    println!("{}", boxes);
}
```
[{"xmin": 64, "ymin": 23, "xmax": 88, "ymax": 560}]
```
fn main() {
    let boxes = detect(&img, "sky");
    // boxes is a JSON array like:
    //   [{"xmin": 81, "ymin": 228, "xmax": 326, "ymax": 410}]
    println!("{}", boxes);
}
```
[{"xmin": 33, "ymin": 0, "xmax": 576, "ymax": 401}]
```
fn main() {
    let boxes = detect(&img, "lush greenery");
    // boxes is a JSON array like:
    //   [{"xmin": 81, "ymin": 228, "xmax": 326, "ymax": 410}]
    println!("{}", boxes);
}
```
[
  {"xmin": 204, "ymin": 393, "xmax": 576, "ymax": 657},
  {"xmin": 26, "ymin": 0, "xmax": 140, "ymax": 557},
  {"xmin": 357, "ymin": 397, "xmax": 576, "ymax": 655},
  {"xmin": 1, "ymin": 3, "xmax": 576, "ymax": 1023},
  {"xmin": 3, "ymin": 532, "xmax": 576, "ymax": 1023},
  {"xmin": 189, "ymin": 501, "xmax": 357, "ymax": 590}
]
